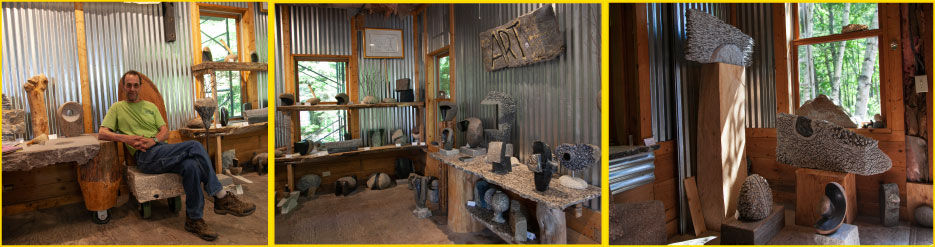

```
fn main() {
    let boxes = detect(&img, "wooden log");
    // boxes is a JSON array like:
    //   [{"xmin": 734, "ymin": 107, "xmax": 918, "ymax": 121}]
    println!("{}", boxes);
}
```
[
  {"xmin": 684, "ymin": 177, "xmax": 707, "ymax": 236},
  {"xmin": 77, "ymin": 141, "xmax": 123, "ymax": 211},
  {"xmin": 24, "ymin": 74, "xmax": 50, "ymax": 137},
  {"xmin": 795, "ymin": 168, "xmax": 857, "ymax": 227},
  {"xmin": 721, "ymin": 205, "xmax": 785, "ymax": 245},
  {"xmin": 448, "ymin": 167, "xmax": 484, "ymax": 232},
  {"xmin": 536, "ymin": 202, "xmax": 567, "ymax": 244},
  {"xmin": 696, "ymin": 62, "xmax": 747, "ymax": 231}
]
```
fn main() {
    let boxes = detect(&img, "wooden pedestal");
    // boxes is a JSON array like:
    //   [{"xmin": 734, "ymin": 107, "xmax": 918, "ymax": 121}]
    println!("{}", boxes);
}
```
[
  {"xmin": 721, "ymin": 205, "xmax": 785, "ymax": 245},
  {"xmin": 448, "ymin": 167, "xmax": 484, "ymax": 233},
  {"xmin": 795, "ymin": 168, "xmax": 857, "ymax": 227},
  {"xmin": 697, "ymin": 62, "xmax": 747, "ymax": 231}
]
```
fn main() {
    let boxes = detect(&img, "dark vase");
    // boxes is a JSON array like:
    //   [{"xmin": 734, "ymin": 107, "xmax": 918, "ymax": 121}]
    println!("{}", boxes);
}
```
[
  {"xmin": 534, "ymin": 169, "xmax": 552, "ymax": 192},
  {"xmin": 219, "ymin": 108, "xmax": 229, "ymax": 126},
  {"xmin": 294, "ymin": 140, "xmax": 310, "ymax": 155}
]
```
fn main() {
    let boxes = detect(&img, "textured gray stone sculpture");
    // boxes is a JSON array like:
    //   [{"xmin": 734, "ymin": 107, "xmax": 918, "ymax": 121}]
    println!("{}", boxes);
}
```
[
  {"xmin": 684, "ymin": 9, "xmax": 754, "ymax": 66},
  {"xmin": 491, "ymin": 191, "xmax": 510, "ymax": 223},
  {"xmin": 56, "ymin": 102, "xmax": 83, "ymax": 137},
  {"xmin": 362, "ymin": 96, "xmax": 379, "ymax": 104},
  {"xmin": 459, "ymin": 118, "xmax": 484, "ymax": 148},
  {"xmin": 194, "ymin": 97, "xmax": 218, "ymax": 129},
  {"xmin": 335, "ymin": 93, "xmax": 349, "ymax": 105},
  {"xmin": 776, "ymin": 113, "xmax": 892, "ymax": 176},
  {"xmin": 391, "ymin": 129, "xmax": 407, "ymax": 144},
  {"xmin": 796, "ymin": 94, "xmax": 857, "ymax": 128},
  {"xmin": 244, "ymin": 108, "xmax": 268, "ymax": 124},
  {"xmin": 487, "ymin": 141, "xmax": 513, "ymax": 174},
  {"xmin": 367, "ymin": 172, "xmax": 396, "ymax": 190},
  {"xmin": 510, "ymin": 199, "xmax": 528, "ymax": 242},
  {"xmin": 915, "ymin": 205, "xmax": 933, "ymax": 227},
  {"xmin": 441, "ymin": 128, "xmax": 454, "ymax": 150},
  {"xmin": 439, "ymin": 101, "xmax": 458, "ymax": 122},
  {"xmin": 555, "ymin": 143, "xmax": 600, "ymax": 171},
  {"xmin": 322, "ymin": 139, "xmax": 362, "ymax": 153},
  {"xmin": 475, "ymin": 180, "xmax": 491, "ymax": 208},
  {"xmin": 484, "ymin": 188, "xmax": 497, "ymax": 210},
  {"xmin": 296, "ymin": 174, "xmax": 321, "ymax": 195},
  {"xmin": 738, "ymin": 174, "xmax": 773, "ymax": 221},
  {"xmin": 222, "ymin": 149, "xmax": 236, "ymax": 170},
  {"xmin": 879, "ymin": 183, "xmax": 900, "ymax": 227},
  {"xmin": 481, "ymin": 91, "xmax": 516, "ymax": 143},
  {"xmin": 3, "ymin": 109, "xmax": 26, "ymax": 140}
]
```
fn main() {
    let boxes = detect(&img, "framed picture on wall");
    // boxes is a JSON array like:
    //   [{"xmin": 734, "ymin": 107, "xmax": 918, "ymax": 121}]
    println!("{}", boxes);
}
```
[{"xmin": 364, "ymin": 28, "xmax": 404, "ymax": 58}]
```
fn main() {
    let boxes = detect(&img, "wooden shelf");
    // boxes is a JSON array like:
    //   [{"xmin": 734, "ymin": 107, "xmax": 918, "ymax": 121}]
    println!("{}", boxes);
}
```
[
  {"xmin": 466, "ymin": 206, "xmax": 536, "ymax": 244},
  {"xmin": 178, "ymin": 122, "xmax": 268, "ymax": 138},
  {"xmin": 276, "ymin": 144, "xmax": 426, "ymax": 164},
  {"xmin": 277, "ymin": 102, "xmax": 424, "ymax": 112},
  {"xmin": 191, "ymin": 62, "xmax": 268, "ymax": 74}
]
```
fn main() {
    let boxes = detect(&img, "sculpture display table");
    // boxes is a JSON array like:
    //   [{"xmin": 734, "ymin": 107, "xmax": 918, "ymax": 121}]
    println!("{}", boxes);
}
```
[
  {"xmin": 2, "ymin": 134, "xmax": 121, "ymax": 224},
  {"xmin": 430, "ymin": 152, "xmax": 601, "ymax": 244},
  {"xmin": 179, "ymin": 122, "xmax": 268, "ymax": 174}
]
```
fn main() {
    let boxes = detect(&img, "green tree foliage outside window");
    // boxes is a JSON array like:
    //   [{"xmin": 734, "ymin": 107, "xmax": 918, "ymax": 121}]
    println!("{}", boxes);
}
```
[
  {"xmin": 797, "ymin": 3, "xmax": 880, "ymax": 124},
  {"xmin": 298, "ymin": 61, "xmax": 347, "ymax": 143},
  {"xmin": 438, "ymin": 55, "xmax": 450, "ymax": 99},
  {"xmin": 201, "ymin": 15, "xmax": 242, "ymax": 117}
]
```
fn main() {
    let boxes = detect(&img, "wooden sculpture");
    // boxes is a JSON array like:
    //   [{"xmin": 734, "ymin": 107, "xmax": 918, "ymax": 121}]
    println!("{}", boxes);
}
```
[{"xmin": 24, "ymin": 74, "xmax": 49, "ymax": 137}]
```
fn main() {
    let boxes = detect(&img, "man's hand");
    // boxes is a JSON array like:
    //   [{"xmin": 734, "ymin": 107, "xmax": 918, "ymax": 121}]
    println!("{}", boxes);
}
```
[
  {"xmin": 126, "ymin": 136, "xmax": 147, "ymax": 152},
  {"xmin": 137, "ymin": 137, "xmax": 157, "ymax": 152}
]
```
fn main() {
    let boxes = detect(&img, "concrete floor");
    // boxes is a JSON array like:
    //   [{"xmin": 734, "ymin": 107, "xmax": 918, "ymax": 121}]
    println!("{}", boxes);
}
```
[
  {"xmin": 3, "ymin": 172, "xmax": 268, "ymax": 245},
  {"xmin": 668, "ymin": 202, "xmax": 933, "ymax": 245},
  {"xmin": 275, "ymin": 181, "xmax": 508, "ymax": 244}
]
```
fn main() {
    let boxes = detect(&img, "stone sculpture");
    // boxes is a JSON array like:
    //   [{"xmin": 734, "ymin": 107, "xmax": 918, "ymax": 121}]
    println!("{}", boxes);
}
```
[
  {"xmin": 510, "ymin": 199, "xmax": 529, "ymax": 242},
  {"xmin": 776, "ymin": 113, "xmax": 892, "ymax": 175},
  {"xmin": 487, "ymin": 141, "xmax": 513, "ymax": 174},
  {"xmin": 915, "ymin": 206, "xmax": 933, "ymax": 227},
  {"xmin": 439, "ymin": 101, "xmax": 458, "ymax": 122},
  {"xmin": 411, "ymin": 174, "xmax": 432, "ymax": 218},
  {"xmin": 484, "ymin": 188, "xmax": 497, "ymax": 210},
  {"xmin": 24, "ymin": 74, "xmax": 50, "ymax": 137},
  {"xmin": 491, "ymin": 190, "xmax": 510, "ymax": 223},
  {"xmin": 244, "ymin": 108, "xmax": 268, "ymax": 124},
  {"xmin": 382, "ymin": 98, "xmax": 397, "ymax": 103},
  {"xmin": 219, "ymin": 107, "xmax": 230, "ymax": 126},
  {"xmin": 879, "ymin": 183, "xmax": 900, "ymax": 227},
  {"xmin": 335, "ymin": 93, "xmax": 350, "ymax": 105},
  {"xmin": 531, "ymin": 141, "xmax": 557, "ymax": 192},
  {"xmin": 3, "ymin": 108, "xmax": 26, "ymax": 141},
  {"xmin": 56, "ymin": 102, "xmax": 83, "ymax": 137},
  {"xmin": 474, "ymin": 180, "xmax": 491, "ymax": 208},
  {"xmin": 366, "ymin": 172, "xmax": 396, "ymax": 190},
  {"xmin": 440, "ymin": 128, "xmax": 453, "ymax": 150},
  {"xmin": 795, "ymin": 94, "xmax": 857, "ymax": 128},
  {"xmin": 816, "ymin": 182, "xmax": 848, "ymax": 234},
  {"xmin": 201, "ymin": 47, "xmax": 212, "ymax": 62},
  {"xmin": 334, "ymin": 175, "xmax": 358, "ymax": 196},
  {"xmin": 459, "ymin": 118, "xmax": 484, "ymax": 148},
  {"xmin": 369, "ymin": 129, "xmax": 385, "ymax": 147},
  {"xmin": 296, "ymin": 174, "xmax": 321, "ymax": 196},
  {"xmin": 194, "ymin": 97, "xmax": 217, "ymax": 130},
  {"xmin": 684, "ymin": 9, "xmax": 754, "ymax": 66},
  {"xmin": 737, "ymin": 174, "xmax": 773, "ymax": 221},
  {"xmin": 187, "ymin": 117, "xmax": 204, "ymax": 128},
  {"xmin": 481, "ymin": 91, "xmax": 516, "ymax": 143},
  {"xmin": 322, "ymin": 139, "xmax": 362, "ymax": 154},
  {"xmin": 221, "ymin": 149, "xmax": 236, "ymax": 170},
  {"xmin": 294, "ymin": 140, "xmax": 311, "ymax": 155},
  {"xmin": 391, "ymin": 129, "xmax": 407, "ymax": 144},
  {"xmin": 411, "ymin": 126, "xmax": 421, "ymax": 142},
  {"xmin": 278, "ymin": 93, "xmax": 295, "ymax": 106},
  {"xmin": 396, "ymin": 78, "xmax": 411, "ymax": 91},
  {"xmin": 841, "ymin": 24, "xmax": 869, "ymax": 33},
  {"xmin": 429, "ymin": 178, "xmax": 440, "ymax": 203},
  {"xmin": 554, "ymin": 143, "xmax": 599, "ymax": 190},
  {"xmin": 362, "ymin": 96, "xmax": 379, "ymax": 104}
]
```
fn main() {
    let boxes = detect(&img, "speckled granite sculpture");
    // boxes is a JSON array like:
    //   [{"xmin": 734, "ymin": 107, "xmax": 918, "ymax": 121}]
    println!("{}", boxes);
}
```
[
  {"xmin": 555, "ymin": 143, "xmax": 599, "ymax": 190},
  {"xmin": 795, "ymin": 94, "xmax": 857, "ymax": 128},
  {"xmin": 685, "ymin": 9, "xmax": 754, "ymax": 66},
  {"xmin": 738, "ymin": 174, "xmax": 773, "ymax": 221},
  {"xmin": 776, "ymin": 113, "xmax": 892, "ymax": 176},
  {"xmin": 127, "ymin": 166, "xmax": 184, "ymax": 203},
  {"xmin": 439, "ymin": 101, "xmax": 458, "ymax": 122},
  {"xmin": 491, "ymin": 191, "xmax": 510, "ymax": 223},
  {"xmin": 296, "ymin": 174, "xmax": 321, "ymax": 195},
  {"xmin": 481, "ymin": 91, "xmax": 516, "ymax": 143}
]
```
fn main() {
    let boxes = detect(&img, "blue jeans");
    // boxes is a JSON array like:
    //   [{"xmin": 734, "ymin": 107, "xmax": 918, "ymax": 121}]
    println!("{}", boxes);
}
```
[{"xmin": 135, "ymin": 140, "xmax": 222, "ymax": 219}]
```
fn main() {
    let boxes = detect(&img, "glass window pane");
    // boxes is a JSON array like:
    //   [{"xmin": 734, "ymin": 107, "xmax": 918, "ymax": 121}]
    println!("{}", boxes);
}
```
[
  {"xmin": 798, "ymin": 3, "xmax": 878, "ymax": 39},
  {"xmin": 297, "ymin": 61, "xmax": 346, "ymax": 102},
  {"xmin": 797, "ymin": 37, "xmax": 880, "ymax": 125},
  {"xmin": 200, "ymin": 15, "xmax": 241, "ymax": 117},
  {"xmin": 437, "ymin": 55, "xmax": 450, "ymax": 99},
  {"xmin": 300, "ymin": 110, "xmax": 346, "ymax": 143}
]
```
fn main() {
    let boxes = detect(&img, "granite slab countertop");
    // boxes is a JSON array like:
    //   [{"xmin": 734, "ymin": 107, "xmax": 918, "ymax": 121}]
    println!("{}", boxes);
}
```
[
  {"xmin": 430, "ymin": 152, "xmax": 601, "ymax": 210},
  {"xmin": 3, "ymin": 134, "xmax": 102, "ymax": 172}
]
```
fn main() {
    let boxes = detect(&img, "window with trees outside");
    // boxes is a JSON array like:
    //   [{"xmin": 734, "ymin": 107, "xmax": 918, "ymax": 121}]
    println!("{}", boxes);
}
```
[
  {"xmin": 200, "ymin": 14, "xmax": 243, "ymax": 118},
  {"xmin": 297, "ymin": 60, "xmax": 348, "ymax": 143},
  {"xmin": 437, "ymin": 54, "xmax": 450, "ymax": 100},
  {"xmin": 796, "ymin": 3, "xmax": 881, "ymax": 125}
]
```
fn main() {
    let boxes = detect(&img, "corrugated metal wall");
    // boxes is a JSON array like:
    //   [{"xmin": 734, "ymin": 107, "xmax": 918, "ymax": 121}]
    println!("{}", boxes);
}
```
[
  {"xmin": 358, "ymin": 13, "xmax": 418, "ymax": 146},
  {"xmin": 254, "ymin": 3, "xmax": 268, "ymax": 109},
  {"xmin": 425, "ymin": 4, "xmax": 449, "ymax": 52},
  {"xmin": 201, "ymin": 2, "xmax": 249, "ymax": 9},
  {"xmin": 1, "ymin": 2, "xmax": 81, "ymax": 139},
  {"xmin": 83, "ymin": 2, "xmax": 195, "ymax": 130},
  {"xmin": 736, "ymin": 4, "xmax": 776, "ymax": 128},
  {"xmin": 289, "ymin": 6, "xmax": 351, "ymax": 56},
  {"xmin": 452, "ymin": 4, "xmax": 602, "ymax": 209}
]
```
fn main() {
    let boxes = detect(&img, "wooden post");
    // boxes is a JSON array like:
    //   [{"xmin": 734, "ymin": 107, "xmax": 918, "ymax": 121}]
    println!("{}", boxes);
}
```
[
  {"xmin": 215, "ymin": 136, "xmax": 222, "ymax": 174},
  {"xmin": 696, "ymin": 62, "xmax": 747, "ymax": 231},
  {"xmin": 536, "ymin": 203, "xmax": 567, "ymax": 244},
  {"xmin": 287, "ymin": 163, "xmax": 295, "ymax": 191},
  {"xmin": 74, "ymin": 3, "xmax": 93, "ymax": 133},
  {"xmin": 447, "ymin": 166, "xmax": 483, "ymax": 232},
  {"xmin": 242, "ymin": 3, "xmax": 258, "ymax": 109},
  {"xmin": 772, "ymin": 3, "xmax": 794, "ymax": 114},
  {"xmin": 191, "ymin": 3, "xmax": 204, "ymax": 99}
]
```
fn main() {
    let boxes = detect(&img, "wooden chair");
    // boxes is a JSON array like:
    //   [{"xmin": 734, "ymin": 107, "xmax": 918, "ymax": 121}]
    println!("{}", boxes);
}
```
[{"xmin": 118, "ymin": 72, "xmax": 184, "ymax": 219}]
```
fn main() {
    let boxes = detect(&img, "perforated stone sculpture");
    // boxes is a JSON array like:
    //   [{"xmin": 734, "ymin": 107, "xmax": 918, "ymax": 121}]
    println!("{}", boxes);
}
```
[
  {"xmin": 481, "ymin": 91, "xmax": 516, "ymax": 143},
  {"xmin": 776, "ymin": 113, "xmax": 892, "ymax": 175},
  {"xmin": 684, "ymin": 9, "xmax": 754, "ymax": 66},
  {"xmin": 56, "ymin": 102, "xmax": 84, "ymax": 137},
  {"xmin": 554, "ymin": 143, "xmax": 599, "ymax": 190},
  {"xmin": 817, "ymin": 182, "xmax": 848, "ymax": 234},
  {"xmin": 440, "ymin": 128, "xmax": 454, "ymax": 150},
  {"xmin": 738, "ymin": 174, "xmax": 773, "ymax": 221}
]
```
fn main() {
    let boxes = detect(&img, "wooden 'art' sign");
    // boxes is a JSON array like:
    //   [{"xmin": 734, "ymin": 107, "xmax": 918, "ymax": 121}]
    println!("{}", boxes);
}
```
[{"xmin": 480, "ymin": 5, "xmax": 565, "ymax": 72}]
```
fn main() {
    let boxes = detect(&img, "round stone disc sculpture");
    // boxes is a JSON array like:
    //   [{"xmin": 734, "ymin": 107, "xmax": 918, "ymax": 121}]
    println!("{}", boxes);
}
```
[
  {"xmin": 56, "ymin": 101, "xmax": 83, "ymax": 137},
  {"xmin": 737, "ymin": 174, "xmax": 773, "ymax": 221},
  {"xmin": 816, "ymin": 182, "xmax": 848, "ymax": 235},
  {"xmin": 490, "ymin": 190, "xmax": 509, "ymax": 223}
]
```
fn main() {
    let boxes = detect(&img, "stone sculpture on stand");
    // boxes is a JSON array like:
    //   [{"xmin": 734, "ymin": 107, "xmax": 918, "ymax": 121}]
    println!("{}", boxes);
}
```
[
  {"xmin": 816, "ymin": 182, "xmax": 848, "ymax": 234},
  {"xmin": 458, "ymin": 117, "xmax": 486, "ymax": 156},
  {"xmin": 487, "ymin": 141, "xmax": 513, "ymax": 174},
  {"xmin": 24, "ymin": 74, "xmax": 50, "ymax": 138},
  {"xmin": 490, "ymin": 191, "xmax": 509, "ymax": 223},
  {"xmin": 684, "ymin": 9, "xmax": 754, "ymax": 66},
  {"xmin": 554, "ymin": 143, "xmax": 599, "ymax": 190},
  {"xmin": 737, "ymin": 174, "xmax": 773, "ymax": 221},
  {"xmin": 411, "ymin": 174, "xmax": 432, "ymax": 218},
  {"xmin": 439, "ymin": 128, "xmax": 458, "ymax": 156},
  {"xmin": 335, "ymin": 93, "xmax": 350, "ymax": 105},
  {"xmin": 795, "ymin": 94, "xmax": 857, "ymax": 128},
  {"xmin": 776, "ymin": 113, "xmax": 892, "ymax": 175},
  {"xmin": 481, "ymin": 91, "xmax": 516, "ymax": 143},
  {"xmin": 278, "ymin": 93, "xmax": 295, "ymax": 106},
  {"xmin": 879, "ymin": 183, "xmax": 900, "ymax": 227},
  {"xmin": 528, "ymin": 141, "xmax": 557, "ymax": 192},
  {"xmin": 56, "ymin": 101, "xmax": 84, "ymax": 137},
  {"xmin": 439, "ymin": 101, "xmax": 458, "ymax": 121}
]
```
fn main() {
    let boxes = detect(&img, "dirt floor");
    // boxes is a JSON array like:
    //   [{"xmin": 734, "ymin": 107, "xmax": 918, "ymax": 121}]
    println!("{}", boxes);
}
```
[
  {"xmin": 275, "ymin": 181, "xmax": 507, "ymax": 244},
  {"xmin": 2, "ymin": 172, "xmax": 268, "ymax": 245},
  {"xmin": 667, "ymin": 202, "xmax": 934, "ymax": 245}
]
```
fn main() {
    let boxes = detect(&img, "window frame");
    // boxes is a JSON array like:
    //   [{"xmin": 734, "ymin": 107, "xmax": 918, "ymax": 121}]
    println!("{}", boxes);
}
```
[
  {"xmin": 790, "ymin": 3, "xmax": 888, "ymax": 129},
  {"xmin": 435, "ymin": 52, "xmax": 451, "ymax": 101},
  {"xmin": 293, "ymin": 55, "xmax": 355, "ymax": 142}
]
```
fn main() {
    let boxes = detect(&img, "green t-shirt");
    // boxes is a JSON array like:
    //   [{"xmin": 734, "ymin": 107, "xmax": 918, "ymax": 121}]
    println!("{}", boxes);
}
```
[{"xmin": 101, "ymin": 100, "xmax": 165, "ymax": 155}]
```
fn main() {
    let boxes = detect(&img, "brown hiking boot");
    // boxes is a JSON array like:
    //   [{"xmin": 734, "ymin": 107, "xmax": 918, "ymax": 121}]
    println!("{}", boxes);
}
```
[
  {"xmin": 214, "ymin": 191, "xmax": 256, "ymax": 217},
  {"xmin": 184, "ymin": 218, "xmax": 218, "ymax": 241}
]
